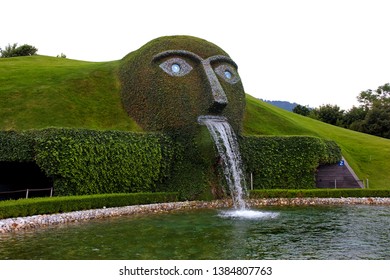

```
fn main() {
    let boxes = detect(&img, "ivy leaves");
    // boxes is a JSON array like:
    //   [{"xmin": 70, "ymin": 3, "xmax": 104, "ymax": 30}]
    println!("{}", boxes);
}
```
[
  {"xmin": 1, "ymin": 129, "xmax": 176, "ymax": 196},
  {"xmin": 240, "ymin": 136, "xmax": 341, "ymax": 189},
  {"xmin": 34, "ymin": 129, "xmax": 175, "ymax": 195}
]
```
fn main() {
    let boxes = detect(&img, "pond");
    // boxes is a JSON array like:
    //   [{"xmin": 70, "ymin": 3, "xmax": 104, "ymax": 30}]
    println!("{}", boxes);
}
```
[{"xmin": 0, "ymin": 205, "xmax": 389, "ymax": 259}]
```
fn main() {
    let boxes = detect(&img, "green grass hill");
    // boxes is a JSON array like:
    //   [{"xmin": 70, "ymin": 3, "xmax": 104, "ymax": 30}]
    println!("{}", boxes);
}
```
[
  {"xmin": 0, "ymin": 55, "xmax": 140, "ymax": 131},
  {"xmin": 1, "ymin": 55, "xmax": 389, "ymax": 189}
]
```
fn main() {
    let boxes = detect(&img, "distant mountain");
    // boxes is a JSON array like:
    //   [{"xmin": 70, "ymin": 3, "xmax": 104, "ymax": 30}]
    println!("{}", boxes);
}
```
[{"xmin": 261, "ymin": 99, "xmax": 299, "ymax": 112}]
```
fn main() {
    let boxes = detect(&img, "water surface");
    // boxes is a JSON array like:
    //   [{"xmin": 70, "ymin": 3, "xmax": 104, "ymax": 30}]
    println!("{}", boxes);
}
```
[{"xmin": 0, "ymin": 205, "xmax": 389, "ymax": 259}]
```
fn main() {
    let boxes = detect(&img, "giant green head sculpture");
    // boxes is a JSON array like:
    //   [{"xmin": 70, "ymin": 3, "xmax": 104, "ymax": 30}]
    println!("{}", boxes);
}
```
[{"xmin": 119, "ymin": 36, "xmax": 246, "ymax": 134}]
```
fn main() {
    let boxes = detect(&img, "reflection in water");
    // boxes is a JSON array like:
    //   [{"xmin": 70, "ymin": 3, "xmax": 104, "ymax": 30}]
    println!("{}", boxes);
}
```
[
  {"xmin": 0, "ymin": 205, "xmax": 389, "ymax": 260},
  {"xmin": 216, "ymin": 209, "xmax": 279, "ymax": 259}
]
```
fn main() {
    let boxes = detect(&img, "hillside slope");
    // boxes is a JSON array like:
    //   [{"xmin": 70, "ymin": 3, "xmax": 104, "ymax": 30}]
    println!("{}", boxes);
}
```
[
  {"xmin": 0, "ymin": 56, "xmax": 139, "ymax": 131},
  {"xmin": 244, "ymin": 94, "xmax": 390, "ymax": 188},
  {"xmin": 1, "ymin": 56, "xmax": 389, "ymax": 188}
]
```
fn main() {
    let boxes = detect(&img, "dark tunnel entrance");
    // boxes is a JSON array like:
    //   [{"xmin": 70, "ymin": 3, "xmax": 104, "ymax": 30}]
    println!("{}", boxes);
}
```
[{"xmin": 0, "ymin": 162, "xmax": 53, "ymax": 200}]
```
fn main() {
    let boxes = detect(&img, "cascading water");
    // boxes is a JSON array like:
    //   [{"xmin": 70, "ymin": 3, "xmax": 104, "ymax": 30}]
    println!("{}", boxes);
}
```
[{"xmin": 198, "ymin": 116, "xmax": 247, "ymax": 209}]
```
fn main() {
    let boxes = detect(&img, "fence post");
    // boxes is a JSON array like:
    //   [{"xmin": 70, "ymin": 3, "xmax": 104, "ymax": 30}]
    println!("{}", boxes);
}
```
[
  {"xmin": 250, "ymin": 173, "xmax": 253, "ymax": 190},
  {"xmin": 26, "ymin": 189, "xmax": 29, "ymax": 199},
  {"xmin": 50, "ymin": 187, "xmax": 53, "ymax": 197}
]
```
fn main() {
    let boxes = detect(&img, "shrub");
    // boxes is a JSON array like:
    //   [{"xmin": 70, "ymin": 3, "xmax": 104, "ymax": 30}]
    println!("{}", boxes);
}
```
[
  {"xmin": 0, "ymin": 192, "xmax": 179, "ymax": 219},
  {"xmin": 0, "ymin": 43, "xmax": 38, "ymax": 58},
  {"xmin": 33, "ymin": 129, "xmax": 176, "ymax": 195},
  {"xmin": 0, "ymin": 129, "xmax": 343, "ymax": 198},
  {"xmin": 0, "ymin": 131, "xmax": 36, "ymax": 162},
  {"xmin": 14, "ymin": 44, "xmax": 38, "ymax": 56},
  {"xmin": 249, "ymin": 189, "xmax": 390, "ymax": 198},
  {"xmin": 0, "ymin": 129, "xmax": 177, "ymax": 196},
  {"xmin": 240, "ymin": 136, "xmax": 341, "ymax": 189}
]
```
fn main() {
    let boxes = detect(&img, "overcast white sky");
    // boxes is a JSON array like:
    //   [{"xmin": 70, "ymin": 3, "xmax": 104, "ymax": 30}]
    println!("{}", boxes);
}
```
[{"xmin": 2, "ymin": 0, "xmax": 390, "ymax": 109}]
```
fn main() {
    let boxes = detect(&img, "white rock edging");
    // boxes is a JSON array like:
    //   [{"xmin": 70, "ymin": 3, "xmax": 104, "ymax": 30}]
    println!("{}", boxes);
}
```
[{"xmin": 1, "ymin": 198, "xmax": 389, "ymax": 233}]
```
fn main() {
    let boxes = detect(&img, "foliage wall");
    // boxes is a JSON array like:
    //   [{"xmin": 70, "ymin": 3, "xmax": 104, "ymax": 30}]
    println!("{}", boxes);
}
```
[
  {"xmin": 0, "ymin": 131, "xmax": 36, "ymax": 162},
  {"xmin": 0, "ymin": 129, "xmax": 176, "ymax": 196},
  {"xmin": 0, "ymin": 130, "xmax": 342, "ymax": 197},
  {"xmin": 240, "ymin": 136, "xmax": 341, "ymax": 189}
]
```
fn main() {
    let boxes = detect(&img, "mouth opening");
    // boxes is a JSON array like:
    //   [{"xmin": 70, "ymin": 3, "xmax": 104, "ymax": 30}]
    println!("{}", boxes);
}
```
[{"xmin": 198, "ymin": 115, "xmax": 227, "ymax": 124}]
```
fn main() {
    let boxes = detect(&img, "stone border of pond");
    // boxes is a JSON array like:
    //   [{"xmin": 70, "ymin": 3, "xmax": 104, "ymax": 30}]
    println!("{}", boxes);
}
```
[{"xmin": 1, "ymin": 197, "xmax": 390, "ymax": 233}]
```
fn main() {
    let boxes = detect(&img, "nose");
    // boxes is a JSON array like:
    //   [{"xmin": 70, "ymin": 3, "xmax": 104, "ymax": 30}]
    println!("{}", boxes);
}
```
[{"xmin": 202, "ymin": 61, "xmax": 228, "ymax": 113}]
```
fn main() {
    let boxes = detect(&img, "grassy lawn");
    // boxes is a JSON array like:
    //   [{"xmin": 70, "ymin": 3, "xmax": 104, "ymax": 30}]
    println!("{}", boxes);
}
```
[{"xmin": 0, "ymin": 55, "xmax": 140, "ymax": 131}]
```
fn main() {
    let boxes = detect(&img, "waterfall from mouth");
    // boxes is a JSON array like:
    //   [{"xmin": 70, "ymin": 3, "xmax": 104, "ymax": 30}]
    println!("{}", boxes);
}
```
[{"xmin": 198, "ymin": 116, "xmax": 247, "ymax": 209}]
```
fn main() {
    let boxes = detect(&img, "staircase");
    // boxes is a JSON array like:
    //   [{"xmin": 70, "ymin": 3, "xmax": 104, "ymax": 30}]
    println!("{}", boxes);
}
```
[{"xmin": 316, "ymin": 157, "xmax": 364, "ymax": 189}]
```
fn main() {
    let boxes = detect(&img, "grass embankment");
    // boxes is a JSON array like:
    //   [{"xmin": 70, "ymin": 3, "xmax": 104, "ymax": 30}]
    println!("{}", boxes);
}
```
[
  {"xmin": 0, "ymin": 55, "xmax": 139, "ymax": 131},
  {"xmin": 244, "ymin": 95, "xmax": 390, "ymax": 189}
]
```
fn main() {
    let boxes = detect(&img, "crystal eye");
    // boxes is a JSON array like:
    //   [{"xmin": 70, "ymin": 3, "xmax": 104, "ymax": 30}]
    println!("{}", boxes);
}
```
[
  {"xmin": 224, "ymin": 70, "xmax": 232, "ymax": 80},
  {"xmin": 171, "ymin": 64, "xmax": 181, "ymax": 73},
  {"xmin": 215, "ymin": 64, "xmax": 240, "ymax": 84},
  {"xmin": 159, "ymin": 58, "xmax": 193, "ymax": 77}
]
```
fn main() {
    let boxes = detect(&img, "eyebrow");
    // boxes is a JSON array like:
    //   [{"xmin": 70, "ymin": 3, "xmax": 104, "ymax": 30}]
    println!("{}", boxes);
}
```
[
  {"xmin": 152, "ymin": 50, "xmax": 238, "ymax": 69},
  {"xmin": 153, "ymin": 50, "xmax": 203, "ymax": 62},
  {"xmin": 207, "ymin": 55, "xmax": 238, "ymax": 69}
]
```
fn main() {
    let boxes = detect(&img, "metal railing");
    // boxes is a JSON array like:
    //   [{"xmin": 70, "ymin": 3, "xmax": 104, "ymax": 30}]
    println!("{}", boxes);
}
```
[{"xmin": 0, "ymin": 187, "xmax": 53, "ymax": 199}]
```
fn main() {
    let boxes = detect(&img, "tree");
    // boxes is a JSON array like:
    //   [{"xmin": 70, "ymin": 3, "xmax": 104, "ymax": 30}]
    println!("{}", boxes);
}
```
[
  {"xmin": 14, "ymin": 44, "xmax": 38, "ymax": 56},
  {"xmin": 0, "ymin": 43, "xmax": 38, "ymax": 58},
  {"xmin": 0, "ymin": 43, "xmax": 18, "ymax": 57},
  {"xmin": 358, "ymin": 83, "xmax": 390, "ymax": 109},
  {"xmin": 343, "ymin": 106, "xmax": 367, "ymax": 131},
  {"xmin": 293, "ymin": 104, "xmax": 311, "ymax": 116},
  {"xmin": 303, "ymin": 82, "xmax": 390, "ymax": 139},
  {"xmin": 310, "ymin": 104, "xmax": 344, "ymax": 126},
  {"xmin": 363, "ymin": 103, "xmax": 390, "ymax": 138},
  {"xmin": 354, "ymin": 83, "xmax": 390, "ymax": 139}
]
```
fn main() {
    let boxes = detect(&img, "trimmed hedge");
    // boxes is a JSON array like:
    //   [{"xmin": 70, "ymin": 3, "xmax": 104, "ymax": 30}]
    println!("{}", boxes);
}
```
[
  {"xmin": 0, "ymin": 129, "xmax": 344, "ymax": 198},
  {"xmin": 0, "ymin": 129, "xmax": 177, "ymax": 196},
  {"xmin": 249, "ymin": 189, "xmax": 390, "ymax": 198},
  {"xmin": 240, "ymin": 136, "xmax": 342, "ymax": 189},
  {"xmin": 0, "ymin": 130, "xmax": 35, "ymax": 162},
  {"xmin": 1, "ymin": 189, "xmax": 388, "ymax": 219},
  {"xmin": 0, "ymin": 128, "xmax": 212, "ymax": 199},
  {"xmin": 0, "ymin": 192, "xmax": 179, "ymax": 219},
  {"xmin": 34, "ymin": 129, "xmax": 176, "ymax": 195}
]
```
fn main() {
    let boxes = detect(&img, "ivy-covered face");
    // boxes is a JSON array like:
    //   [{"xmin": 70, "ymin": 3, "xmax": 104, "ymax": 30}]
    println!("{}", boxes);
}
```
[{"xmin": 119, "ymin": 36, "xmax": 246, "ymax": 133}]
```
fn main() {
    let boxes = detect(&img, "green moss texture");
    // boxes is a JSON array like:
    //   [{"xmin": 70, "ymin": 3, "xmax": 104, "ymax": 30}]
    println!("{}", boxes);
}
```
[{"xmin": 119, "ymin": 35, "xmax": 246, "ymax": 134}]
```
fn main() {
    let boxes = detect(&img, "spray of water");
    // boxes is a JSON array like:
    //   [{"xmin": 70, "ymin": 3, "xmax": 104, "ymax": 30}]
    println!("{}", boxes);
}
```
[
  {"xmin": 198, "ymin": 116, "xmax": 247, "ymax": 209},
  {"xmin": 218, "ymin": 209, "xmax": 279, "ymax": 220}
]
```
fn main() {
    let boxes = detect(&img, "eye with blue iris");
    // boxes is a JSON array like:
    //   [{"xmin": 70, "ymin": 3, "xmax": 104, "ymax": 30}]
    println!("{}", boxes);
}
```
[
  {"xmin": 171, "ymin": 64, "xmax": 181, "ymax": 73},
  {"xmin": 159, "ymin": 58, "xmax": 193, "ymax": 77},
  {"xmin": 215, "ymin": 65, "xmax": 240, "ymax": 84},
  {"xmin": 224, "ymin": 70, "xmax": 232, "ymax": 80}
]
